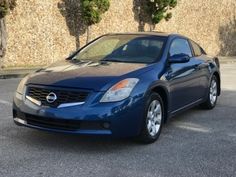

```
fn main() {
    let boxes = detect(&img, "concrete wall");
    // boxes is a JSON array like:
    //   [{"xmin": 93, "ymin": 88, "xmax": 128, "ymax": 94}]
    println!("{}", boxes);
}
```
[{"xmin": 2, "ymin": 0, "xmax": 236, "ymax": 67}]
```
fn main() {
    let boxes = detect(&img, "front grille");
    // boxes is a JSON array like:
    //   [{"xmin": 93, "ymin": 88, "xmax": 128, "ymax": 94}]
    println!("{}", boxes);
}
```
[
  {"xmin": 25, "ymin": 114, "xmax": 107, "ymax": 131},
  {"xmin": 25, "ymin": 114, "xmax": 81, "ymax": 130},
  {"xmin": 26, "ymin": 86, "xmax": 89, "ymax": 108}
]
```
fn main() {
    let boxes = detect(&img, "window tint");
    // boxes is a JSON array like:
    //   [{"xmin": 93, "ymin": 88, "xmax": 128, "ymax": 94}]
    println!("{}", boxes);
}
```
[
  {"xmin": 190, "ymin": 40, "xmax": 202, "ymax": 56},
  {"xmin": 169, "ymin": 38, "xmax": 192, "ymax": 57}
]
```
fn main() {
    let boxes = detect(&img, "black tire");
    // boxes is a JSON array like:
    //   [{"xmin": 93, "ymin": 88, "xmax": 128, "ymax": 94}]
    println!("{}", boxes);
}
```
[
  {"xmin": 137, "ymin": 92, "xmax": 164, "ymax": 144},
  {"xmin": 201, "ymin": 75, "xmax": 218, "ymax": 109}
]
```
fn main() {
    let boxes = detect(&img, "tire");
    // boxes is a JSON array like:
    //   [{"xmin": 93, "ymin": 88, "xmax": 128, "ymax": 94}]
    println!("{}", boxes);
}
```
[
  {"xmin": 201, "ymin": 75, "xmax": 218, "ymax": 109},
  {"xmin": 137, "ymin": 93, "xmax": 164, "ymax": 144}
]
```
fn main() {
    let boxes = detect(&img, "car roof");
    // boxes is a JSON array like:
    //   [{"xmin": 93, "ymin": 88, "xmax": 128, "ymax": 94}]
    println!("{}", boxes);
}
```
[{"xmin": 105, "ymin": 32, "xmax": 186, "ymax": 38}]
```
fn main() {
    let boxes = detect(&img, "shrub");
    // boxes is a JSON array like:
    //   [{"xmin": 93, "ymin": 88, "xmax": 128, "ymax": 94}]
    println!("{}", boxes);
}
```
[
  {"xmin": 81, "ymin": 0, "xmax": 110, "ymax": 43},
  {"xmin": 0, "ymin": 0, "xmax": 16, "ymax": 59},
  {"xmin": 0, "ymin": 0, "xmax": 16, "ymax": 18},
  {"xmin": 142, "ymin": 0, "xmax": 177, "ymax": 30}
]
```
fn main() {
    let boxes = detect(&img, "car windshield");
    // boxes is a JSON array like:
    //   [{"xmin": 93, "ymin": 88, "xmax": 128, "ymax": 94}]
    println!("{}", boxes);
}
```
[{"xmin": 72, "ymin": 35, "xmax": 166, "ymax": 63}]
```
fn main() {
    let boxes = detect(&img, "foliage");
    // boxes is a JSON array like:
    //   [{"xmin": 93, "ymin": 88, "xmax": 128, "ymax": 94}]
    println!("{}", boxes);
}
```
[
  {"xmin": 81, "ymin": 0, "xmax": 110, "ymax": 26},
  {"xmin": 9, "ymin": 0, "xmax": 17, "ymax": 10},
  {"xmin": 0, "ymin": 0, "xmax": 17, "ymax": 18},
  {"xmin": 143, "ymin": 0, "xmax": 177, "ymax": 25}
]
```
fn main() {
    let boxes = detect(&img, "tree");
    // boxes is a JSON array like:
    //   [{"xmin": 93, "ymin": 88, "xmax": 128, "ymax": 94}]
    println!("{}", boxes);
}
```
[
  {"xmin": 81, "ymin": 0, "xmax": 110, "ymax": 43},
  {"xmin": 0, "ymin": 0, "xmax": 16, "ymax": 59},
  {"xmin": 138, "ymin": 0, "xmax": 177, "ymax": 31},
  {"xmin": 58, "ymin": 0, "xmax": 86, "ymax": 49}
]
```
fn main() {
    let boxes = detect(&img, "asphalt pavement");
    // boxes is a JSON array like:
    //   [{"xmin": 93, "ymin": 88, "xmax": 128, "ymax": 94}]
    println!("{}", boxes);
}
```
[{"xmin": 0, "ymin": 63, "xmax": 236, "ymax": 177}]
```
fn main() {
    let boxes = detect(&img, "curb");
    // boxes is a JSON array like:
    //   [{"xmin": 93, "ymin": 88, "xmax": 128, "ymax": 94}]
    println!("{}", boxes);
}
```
[
  {"xmin": 0, "ymin": 73, "xmax": 28, "ymax": 79},
  {"xmin": 218, "ymin": 57, "xmax": 236, "ymax": 64},
  {"xmin": 0, "ymin": 68, "xmax": 40, "ymax": 79},
  {"xmin": 220, "ymin": 61, "xmax": 236, "ymax": 64}
]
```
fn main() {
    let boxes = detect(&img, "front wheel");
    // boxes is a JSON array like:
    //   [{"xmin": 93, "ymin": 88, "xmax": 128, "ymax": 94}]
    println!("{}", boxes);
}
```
[
  {"xmin": 201, "ymin": 75, "xmax": 218, "ymax": 109},
  {"xmin": 137, "ymin": 93, "xmax": 164, "ymax": 144}
]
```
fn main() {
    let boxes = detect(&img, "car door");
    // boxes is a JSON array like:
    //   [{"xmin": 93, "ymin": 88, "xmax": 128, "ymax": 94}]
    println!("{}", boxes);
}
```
[
  {"xmin": 165, "ymin": 38, "xmax": 203, "ymax": 112},
  {"xmin": 189, "ymin": 40, "xmax": 210, "ymax": 98}
]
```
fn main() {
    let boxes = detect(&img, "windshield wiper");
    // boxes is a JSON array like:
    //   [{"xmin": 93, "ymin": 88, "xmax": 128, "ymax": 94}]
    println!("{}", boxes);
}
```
[{"xmin": 101, "ymin": 58, "xmax": 124, "ymax": 62}]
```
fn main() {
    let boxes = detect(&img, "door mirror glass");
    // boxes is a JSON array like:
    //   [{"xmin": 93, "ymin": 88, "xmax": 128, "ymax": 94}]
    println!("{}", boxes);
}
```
[{"xmin": 169, "ymin": 54, "xmax": 190, "ymax": 63}]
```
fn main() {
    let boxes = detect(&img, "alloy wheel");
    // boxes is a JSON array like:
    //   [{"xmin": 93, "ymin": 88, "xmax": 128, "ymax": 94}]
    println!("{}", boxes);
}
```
[
  {"xmin": 209, "ymin": 79, "xmax": 217, "ymax": 105},
  {"xmin": 146, "ymin": 100, "xmax": 162, "ymax": 137}
]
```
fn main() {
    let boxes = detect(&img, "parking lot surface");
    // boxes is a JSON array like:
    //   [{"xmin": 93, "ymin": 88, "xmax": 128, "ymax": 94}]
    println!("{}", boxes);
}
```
[{"xmin": 0, "ymin": 63, "xmax": 236, "ymax": 177}]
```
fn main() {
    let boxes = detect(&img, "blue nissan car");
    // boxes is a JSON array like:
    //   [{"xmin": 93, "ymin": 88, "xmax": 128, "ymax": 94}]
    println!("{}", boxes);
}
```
[{"xmin": 13, "ymin": 32, "xmax": 221, "ymax": 143}]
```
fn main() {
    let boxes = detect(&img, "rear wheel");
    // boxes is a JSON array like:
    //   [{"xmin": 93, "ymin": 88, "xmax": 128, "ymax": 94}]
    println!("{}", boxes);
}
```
[
  {"xmin": 138, "ymin": 93, "xmax": 164, "ymax": 144},
  {"xmin": 201, "ymin": 75, "xmax": 218, "ymax": 109}
]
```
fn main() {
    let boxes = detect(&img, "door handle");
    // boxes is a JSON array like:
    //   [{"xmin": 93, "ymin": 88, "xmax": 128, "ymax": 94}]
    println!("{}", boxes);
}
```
[
  {"xmin": 195, "ymin": 64, "xmax": 205, "ymax": 70},
  {"xmin": 194, "ymin": 64, "xmax": 200, "ymax": 70}
]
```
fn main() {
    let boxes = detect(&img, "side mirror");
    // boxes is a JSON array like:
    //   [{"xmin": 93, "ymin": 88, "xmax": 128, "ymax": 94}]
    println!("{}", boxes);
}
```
[{"xmin": 169, "ymin": 54, "xmax": 190, "ymax": 63}]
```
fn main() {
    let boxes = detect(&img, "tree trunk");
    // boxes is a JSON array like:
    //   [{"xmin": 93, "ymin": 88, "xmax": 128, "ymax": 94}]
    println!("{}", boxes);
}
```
[
  {"xmin": 86, "ymin": 26, "xmax": 90, "ymax": 44},
  {"xmin": 137, "ymin": 0, "xmax": 144, "ymax": 32},
  {"xmin": 0, "ymin": 18, "xmax": 7, "ymax": 67},
  {"xmin": 149, "ymin": 23, "xmax": 155, "ymax": 31},
  {"xmin": 138, "ymin": 21, "xmax": 145, "ymax": 32}
]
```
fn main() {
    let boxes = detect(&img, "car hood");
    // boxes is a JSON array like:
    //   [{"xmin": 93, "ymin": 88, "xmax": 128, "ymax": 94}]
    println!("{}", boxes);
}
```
[{"xmin": 26, "ymin": 60, "xmax": 152, "ymax": 91}]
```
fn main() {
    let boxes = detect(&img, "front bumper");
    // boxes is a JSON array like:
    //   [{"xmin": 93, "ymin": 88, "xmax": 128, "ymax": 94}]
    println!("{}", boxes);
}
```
[{"xmin": 13, "ymin": 91, "xmax": 145, "ymax": 137}]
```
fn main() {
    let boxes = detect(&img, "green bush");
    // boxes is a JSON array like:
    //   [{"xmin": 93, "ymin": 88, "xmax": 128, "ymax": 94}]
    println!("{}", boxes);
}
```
[
  {"xmin": 81, "ymin": 0, "xmax": 110, "ymax": 26},
  {"xmin": 81, "ymin": 0, "xmax": 110, "ymax": 43},
  {"xmin": 0, "ymin": 0, "xmax": 16, "ymax": 18},
  {"xmin": 9, "ymin": 0, "xmax": 17, "ymax": 10},
  {"xmin": 0, "ymin": 0, "xmax": 8, "ymax": 18},
  {"xmin": 144, "ymin": 0, "xmax": 177, "ymax": 26}
]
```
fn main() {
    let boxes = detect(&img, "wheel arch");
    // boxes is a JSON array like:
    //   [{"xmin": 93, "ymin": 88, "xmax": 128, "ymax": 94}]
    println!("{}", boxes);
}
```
[
  {"xmin": 213, "ymin": 71, "xmax": 221, "ymax": 96},
  {"xmin": 149, "ymin": 85, "xmax": 170, "ymax": 123}
]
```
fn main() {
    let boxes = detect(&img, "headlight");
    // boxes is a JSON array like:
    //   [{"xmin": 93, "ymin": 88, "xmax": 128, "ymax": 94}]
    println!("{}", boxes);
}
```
[
  {"xmin": 16, "ymin": 76, "xmax": 28, "ymax": 94},
  {"xmin": 100, "ymin": 78, "xmax": 139, "ymax": 102}
]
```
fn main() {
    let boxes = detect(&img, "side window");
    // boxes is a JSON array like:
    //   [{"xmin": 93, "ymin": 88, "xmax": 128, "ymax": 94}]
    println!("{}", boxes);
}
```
[
  {"xmin": 169, "ymin": 38, "xmax": 192, "ymax": 57},
  {"xmin": 190, "ymin": 40, "xmax": 202, "ymax": 56}
]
